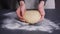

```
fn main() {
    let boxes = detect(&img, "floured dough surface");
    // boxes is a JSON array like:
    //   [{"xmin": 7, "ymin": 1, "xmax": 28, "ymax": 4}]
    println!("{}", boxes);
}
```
[{"xmin": 24, "ymin": 10, "xmax": 41, "ymax": 24}]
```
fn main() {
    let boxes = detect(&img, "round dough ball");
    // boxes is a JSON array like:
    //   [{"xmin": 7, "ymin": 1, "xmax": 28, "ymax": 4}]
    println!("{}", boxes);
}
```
[{"xmin": 23, "ymin": 10, "xmax": 41, "ymax": 24}]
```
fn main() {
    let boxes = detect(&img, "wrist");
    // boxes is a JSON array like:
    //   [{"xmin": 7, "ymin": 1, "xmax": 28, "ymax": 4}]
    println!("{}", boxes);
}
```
[{"xmin": 18, "ymin": 0, "xmax": 25, "ymax": 5}]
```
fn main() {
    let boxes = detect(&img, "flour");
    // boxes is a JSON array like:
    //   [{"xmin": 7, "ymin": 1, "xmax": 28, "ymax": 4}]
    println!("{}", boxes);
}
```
[{"xmin": 2, "ymin": 12, "xmax": 60, "ymax": 33}]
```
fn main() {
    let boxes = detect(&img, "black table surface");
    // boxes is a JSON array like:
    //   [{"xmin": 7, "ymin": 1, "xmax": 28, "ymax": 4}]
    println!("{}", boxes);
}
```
[{"xmin": 0, "ymin": 9, "xmax": 60, "ymax": 34}]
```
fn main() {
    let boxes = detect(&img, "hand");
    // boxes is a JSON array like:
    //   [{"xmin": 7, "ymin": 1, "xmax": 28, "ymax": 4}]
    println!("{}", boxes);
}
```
[
  {"xmin": 38, "ymin": 1, "xmax": 45, "ymax": 21},
  {"xmin": 16, "ymin": 1, "xmax": 26, "ymax": 22}
]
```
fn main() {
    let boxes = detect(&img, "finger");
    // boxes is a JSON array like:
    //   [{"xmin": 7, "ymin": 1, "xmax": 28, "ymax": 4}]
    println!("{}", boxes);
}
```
[
  {"xmin": 40, "ymin": 15, "xmax": 44, "ymax": 21},
  {"xmin": 20, "ymin": 18, "xmax": 26, "ymax": 22}
]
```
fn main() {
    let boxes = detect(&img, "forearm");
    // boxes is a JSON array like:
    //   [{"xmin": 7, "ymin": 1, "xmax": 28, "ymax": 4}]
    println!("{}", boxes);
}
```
[
  {"xmin": 16, "ymin": 0, "xmax": 25, "ymax": 18},
  {"xmin": 16, "ymin": 0, "xmax": 24, "ymax": 18}
]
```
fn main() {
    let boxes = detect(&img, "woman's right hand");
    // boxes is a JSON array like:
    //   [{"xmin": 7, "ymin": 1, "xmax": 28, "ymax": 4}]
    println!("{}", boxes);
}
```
[{"xmin": 16, "ymin": 1, "xmax": 26, "ymax": 21}]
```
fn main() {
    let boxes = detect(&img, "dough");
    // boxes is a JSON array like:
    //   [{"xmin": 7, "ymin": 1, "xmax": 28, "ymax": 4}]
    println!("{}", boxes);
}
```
[{"xmin": 23, "ymin": 10, "xmax": 41, "ymax": 24}]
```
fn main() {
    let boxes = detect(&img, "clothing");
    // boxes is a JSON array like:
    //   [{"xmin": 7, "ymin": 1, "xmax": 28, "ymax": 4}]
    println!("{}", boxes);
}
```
[
  {"xmin": 0, "ymin": 0, "xmax": 16, "ymax": 9},
  {"xmin": 0, "ymin": 0, "xmax": 46, "ymax": 9},
  {"xmin": 19, "ymin": 0, "xmax": 47, "ymax": 9}
]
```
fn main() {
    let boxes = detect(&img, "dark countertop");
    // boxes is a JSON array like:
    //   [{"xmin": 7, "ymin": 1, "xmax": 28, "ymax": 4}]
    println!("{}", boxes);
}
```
[{"xmin": 0, "ymin": 9, "xmax": 60, "ymax": 34}]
